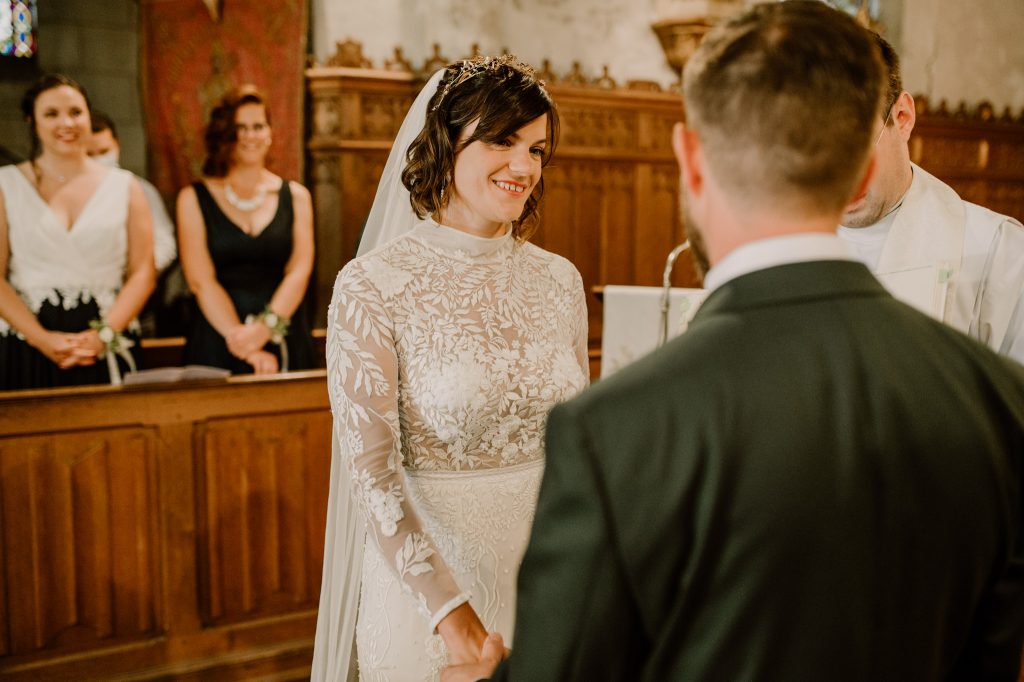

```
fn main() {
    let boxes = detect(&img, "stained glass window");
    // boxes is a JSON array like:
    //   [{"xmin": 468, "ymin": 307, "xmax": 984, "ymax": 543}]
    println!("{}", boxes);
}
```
[
  {"xmin": 1, "ymin": 1, "xmax": 37, "ymax": 58},
  {"xmin": 823, "ymin": 0, "xmax": 882, "ymax": 22}
]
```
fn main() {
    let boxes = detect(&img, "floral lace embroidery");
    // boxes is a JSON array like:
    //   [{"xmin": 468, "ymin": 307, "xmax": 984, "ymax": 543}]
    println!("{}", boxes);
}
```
[
  {"xmin": 326, "ymin": 227, "xmax": 589, "ymax": 624},
  {"xmin": 397, "ymin": 532, "xmax": 436, "ymax": 578},
  {"xmin": 0, "ymin": 286, "xmax": 129, "ymax": 337}
]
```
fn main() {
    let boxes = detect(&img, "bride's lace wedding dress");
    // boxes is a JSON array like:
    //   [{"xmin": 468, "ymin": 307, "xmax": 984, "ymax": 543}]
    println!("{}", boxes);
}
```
[{"xmin": 326, "ymin": 219, "xmax": 589, "ymax": 680}]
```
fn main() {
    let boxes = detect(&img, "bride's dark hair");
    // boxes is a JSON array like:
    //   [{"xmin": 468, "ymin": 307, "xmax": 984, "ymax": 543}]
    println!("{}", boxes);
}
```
[{"xmin": 401, "ymin": 55, "xmax": 559, "ymax": 241}]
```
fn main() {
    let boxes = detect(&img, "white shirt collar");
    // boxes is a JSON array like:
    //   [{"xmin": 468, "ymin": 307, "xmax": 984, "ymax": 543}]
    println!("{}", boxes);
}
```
[{"xmin": 703, "ymin": 233, "xmax": 857, "ymax": 292}]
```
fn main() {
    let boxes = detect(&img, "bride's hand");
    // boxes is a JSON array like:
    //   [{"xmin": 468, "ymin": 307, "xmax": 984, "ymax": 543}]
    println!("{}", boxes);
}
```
[
  {"xmin": 441, "ymin": 632, "xmax": 506, "ymax": 682},
  {"xmin": 436, "ymin": 603, "xmax": 488, "ymax": 665}
]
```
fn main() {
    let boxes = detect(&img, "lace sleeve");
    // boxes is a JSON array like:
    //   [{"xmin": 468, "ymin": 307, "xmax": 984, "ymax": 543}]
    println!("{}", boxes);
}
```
[
  {"xmin": 326, "ymin": 263, "xmax": 469, "ymax": 627},
  {"xmin": 571, "ymin": 269, "xmax": 591, "ymax": 384}
]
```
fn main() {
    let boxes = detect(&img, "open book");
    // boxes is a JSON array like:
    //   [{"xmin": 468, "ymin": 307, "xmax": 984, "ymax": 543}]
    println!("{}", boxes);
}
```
[{"xmin": 123, "ymin": 365, "xmax": 231, "ymax": 386}]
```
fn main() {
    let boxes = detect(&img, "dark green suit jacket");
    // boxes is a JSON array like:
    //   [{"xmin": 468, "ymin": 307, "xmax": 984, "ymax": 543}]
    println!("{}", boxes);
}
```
[{"xmin": 490, "ymin": 260, "xmax": 1024, "ymax": 682}]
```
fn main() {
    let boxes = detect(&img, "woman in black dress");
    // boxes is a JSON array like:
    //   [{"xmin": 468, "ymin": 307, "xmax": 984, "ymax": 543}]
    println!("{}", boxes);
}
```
[{"xmin": 177, "ymin": 85, "xmax": 314, "ymax": 374}]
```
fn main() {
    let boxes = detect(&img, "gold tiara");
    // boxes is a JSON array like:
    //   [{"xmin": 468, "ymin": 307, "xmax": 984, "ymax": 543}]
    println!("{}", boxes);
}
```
[{"xmin": 431, "ymin": 54, "xmax": 544, "ymax": 112}]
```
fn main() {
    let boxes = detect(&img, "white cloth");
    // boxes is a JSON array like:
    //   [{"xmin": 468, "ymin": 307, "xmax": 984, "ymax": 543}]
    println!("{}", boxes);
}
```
[
  {"xmin": 138, "ymin": 176, "xmax": 177, "ymax": 272},
  {"xmin": 321, "ymin": 220, "xmax": 588, "ymax": 680},
  {"xmin": 313, "ymin": 70, "xmax": 446, "ymax": 682},
  {"xmin": 838, "ymin": 164, "xmax": 1024, "ymax": 364},
  {"xmin": 356, "ymin": 70, "xmax": 444, "ymax": 257},
  {"xmin": 704, "ymin": 232, "xmax": 857, "ymax": 292},
  {"xmin": 600, "ymin": 285, "xmax": 707, "ymax": 378},
  {"xmin": 837, "ymin": 202, "xmax": 900, "ymax": 271},
  {"xmin": 0, "ymin": 164, "xmax": 132, "ymax": 336}
]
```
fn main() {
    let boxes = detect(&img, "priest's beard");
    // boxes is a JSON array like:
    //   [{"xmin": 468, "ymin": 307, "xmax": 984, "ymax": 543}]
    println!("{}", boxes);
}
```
[{"xmin": 679, "ymin": 180, "xmax": 711, "ymax": 278}]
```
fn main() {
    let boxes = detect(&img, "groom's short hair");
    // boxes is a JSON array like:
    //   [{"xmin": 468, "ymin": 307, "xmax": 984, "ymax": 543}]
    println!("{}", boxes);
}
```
[{"xmin": 682, "ymin": 0, "xmax": 885, "ymax": 215}]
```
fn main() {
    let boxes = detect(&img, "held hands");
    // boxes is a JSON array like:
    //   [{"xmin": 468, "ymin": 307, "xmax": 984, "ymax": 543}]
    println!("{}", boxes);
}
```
[
  {"xmin": 440, "ymin": 632, "xmax": 506, "ymax": 682},
  {"xmin": 437, "ymin": 603, "xmax": 489, "ymax": 665},
  {"xmin": 227, "ymin": 322, "xmax": 272, "ymax": 360}
]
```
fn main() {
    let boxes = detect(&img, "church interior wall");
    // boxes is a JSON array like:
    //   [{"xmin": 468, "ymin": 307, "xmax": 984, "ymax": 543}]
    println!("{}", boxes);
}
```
[
  {"xmin": 0, "ymin": 0, "xmax": 145, "ymax": 174},
  {"xmin": 899, "ymin": 0, "xmax": 1024, "ymax": 113},
  {"xmin": 310, "ymin": 0, "xmax": 1024, "ymax": 112},
  {"xmin": 1, "ymin": 1, "xmax": 1021, "ymax": 174},
  {"xmin": 310, "ymin": 0, "xmax": 679, "ymax": 88}
]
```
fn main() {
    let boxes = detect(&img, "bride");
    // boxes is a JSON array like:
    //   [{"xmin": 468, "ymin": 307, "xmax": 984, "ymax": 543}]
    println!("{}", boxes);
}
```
[{"xmin": 312, "ymin": 55, "xmax": 589, "ymax": 680}]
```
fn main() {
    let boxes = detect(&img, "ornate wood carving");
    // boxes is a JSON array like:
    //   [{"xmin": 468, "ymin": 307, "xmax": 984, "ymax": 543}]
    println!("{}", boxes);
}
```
[
  {"xmin": 325, "ymin": 38, "xmax": 373, "ymax": 68},
  {"xmin": 303, "ymin": 65, "xmax": 692, "ymax": 345},
  {"xmin": 304, "ymin": 54, "xmax": 1024, "ymax": 370}
]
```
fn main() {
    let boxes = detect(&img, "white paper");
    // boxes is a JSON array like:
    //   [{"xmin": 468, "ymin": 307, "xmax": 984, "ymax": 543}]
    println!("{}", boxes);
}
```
[{"xmin": 601, "ymin": 285, "xmax": 708, "ymax": 378}]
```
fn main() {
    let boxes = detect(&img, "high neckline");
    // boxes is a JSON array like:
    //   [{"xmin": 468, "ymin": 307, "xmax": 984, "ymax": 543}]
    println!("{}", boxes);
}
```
[{"xmin": 410, "ymin": 217, "xmax": 514, "ymax": 261}]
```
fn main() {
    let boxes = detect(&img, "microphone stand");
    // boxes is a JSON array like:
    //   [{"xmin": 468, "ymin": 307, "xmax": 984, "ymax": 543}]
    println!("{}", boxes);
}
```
[{"xmin": 657, "ymin": 241, "xmax": 690, "ymax": 347}]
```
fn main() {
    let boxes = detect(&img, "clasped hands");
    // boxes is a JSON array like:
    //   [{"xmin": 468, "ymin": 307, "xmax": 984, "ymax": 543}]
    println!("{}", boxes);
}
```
[
  {"xmin": 226, "ymin": 321, "xmax": 278, "ymax": 374},
  {"xmin": 35, "ymin": 328, "xmax": 104, "ymax": 369}
]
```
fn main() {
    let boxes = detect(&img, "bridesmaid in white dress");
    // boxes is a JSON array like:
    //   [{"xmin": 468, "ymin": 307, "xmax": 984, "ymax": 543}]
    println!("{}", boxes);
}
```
[
  {"xmin": 313, "ymin": 56, "xmax": 589, "ymax": 681},
  {"xmin": 0, "ymin": 74, "xmax": 155, "ymax": 389}
]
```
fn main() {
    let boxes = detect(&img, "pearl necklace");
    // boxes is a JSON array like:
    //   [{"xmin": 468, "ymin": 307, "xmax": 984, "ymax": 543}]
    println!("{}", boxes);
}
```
[{"xmin": 224, "ymin": 181, "xmax": 267, "ymax": 212}]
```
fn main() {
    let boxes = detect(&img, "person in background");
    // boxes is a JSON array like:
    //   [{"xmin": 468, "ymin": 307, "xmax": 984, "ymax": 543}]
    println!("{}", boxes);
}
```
[
  {"xmin": 176, "ymin": 85, "xmax": 315, "ymax": 374},
  {"xmin": 838, "ymin": 32, "xmax": 1024, "ymax": 365},
  {"xmin": 444, "ymin": 3, "xmax": 1024, "ymax": 680},
  {"xmin": 88, "ymin": 110, "xmax": 177, "ymax": 273},
  {"xmin": 0, "ymin": 73, "xmax": 155, "ymax": 389}
]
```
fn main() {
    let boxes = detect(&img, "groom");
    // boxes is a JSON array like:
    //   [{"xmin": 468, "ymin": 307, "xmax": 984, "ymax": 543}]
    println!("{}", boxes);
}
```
[{"xmin": 443, "ymin": 1, "xmax": 1024, "ymax": 680}]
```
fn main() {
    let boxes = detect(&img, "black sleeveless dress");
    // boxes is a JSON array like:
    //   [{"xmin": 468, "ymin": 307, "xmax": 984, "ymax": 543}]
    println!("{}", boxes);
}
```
[{"xmin": 184, "ymin": 180, "xmax": 314, "ymax": 374}]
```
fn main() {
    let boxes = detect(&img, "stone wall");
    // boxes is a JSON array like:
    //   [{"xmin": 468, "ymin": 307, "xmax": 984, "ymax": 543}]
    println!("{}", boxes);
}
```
[
  {"xmin": 310, "ymin": 0, "xmax": 1024, "ymax": 113},
  {"xmin": 310, "ymin": 0, "xmax": 679, "ymax": 88},
  {"xmin": 900, "ymin": 0, "xmax": 1024, "ymax": 113}
]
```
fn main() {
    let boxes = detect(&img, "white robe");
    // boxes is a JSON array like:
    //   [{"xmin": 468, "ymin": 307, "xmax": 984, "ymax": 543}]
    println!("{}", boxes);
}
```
[{"xmin": 840, "ymin": 164, "xmax": 1024, "ymax": 365}]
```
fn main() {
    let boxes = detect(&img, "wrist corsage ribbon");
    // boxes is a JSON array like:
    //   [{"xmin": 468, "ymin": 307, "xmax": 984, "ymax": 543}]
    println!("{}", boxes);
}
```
[
  {"xmin": 89, "ymin": 319, "xmax": 137, "ymax": 386},
  {"xmin": 245, "ymin": 305, "xmax": 291, "ymax": 371}
]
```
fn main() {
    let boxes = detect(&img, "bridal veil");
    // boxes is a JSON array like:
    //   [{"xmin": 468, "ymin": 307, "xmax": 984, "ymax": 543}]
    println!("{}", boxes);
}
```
[{"xmin": 311, "ymin": 69, "xmax": 446, "ymax": 682}]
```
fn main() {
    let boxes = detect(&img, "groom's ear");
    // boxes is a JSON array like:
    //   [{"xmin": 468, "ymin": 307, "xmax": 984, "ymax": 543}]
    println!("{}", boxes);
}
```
[{"xmin": 673, "ymin": 122, "xmax": 704, "ymax": 199}]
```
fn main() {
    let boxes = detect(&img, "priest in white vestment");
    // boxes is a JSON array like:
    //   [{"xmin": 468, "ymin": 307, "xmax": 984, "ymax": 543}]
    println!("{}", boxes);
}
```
[{"xmin": 839, "ymin": 34, "xmax": 1024, "ymax": 364}]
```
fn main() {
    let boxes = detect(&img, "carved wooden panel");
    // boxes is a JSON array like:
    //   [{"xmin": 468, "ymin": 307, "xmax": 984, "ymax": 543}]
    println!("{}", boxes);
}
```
[
  {"xmin": 195, "ymin": 410, "xmax": 331, "ymax": 625},
  {"xmin": 0, "ymin": 375, "xmax": 330, "ymax": 680},
  {"xmin": 533, "ymin": 159, "xmax": 689, "ymax": 343},
  {"xmin": 304, "ymin": 67, "xmax": 1024, "ymax": 367},
  {"xmin": 0, "ymin": 428, "xmax": 160, "ymax": 656},
  {"xmin": 912, "ymin": 118, "xmax": 1024, "ymax": 221},
  {"xmin": 304, "ymin": 68, "xmax": 696, "ymax": 344}
]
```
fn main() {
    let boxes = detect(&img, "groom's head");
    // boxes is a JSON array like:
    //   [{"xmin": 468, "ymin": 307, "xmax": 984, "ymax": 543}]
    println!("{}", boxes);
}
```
[{"xmin": 673, "ymin": 0, "xmax": 885, "ymax": 265}]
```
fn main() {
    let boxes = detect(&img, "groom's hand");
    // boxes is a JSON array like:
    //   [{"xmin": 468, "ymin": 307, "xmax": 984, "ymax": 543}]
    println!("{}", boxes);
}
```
[{"xmin": 441, "ymin": 631, "xmax": 505, "ymax": 682}]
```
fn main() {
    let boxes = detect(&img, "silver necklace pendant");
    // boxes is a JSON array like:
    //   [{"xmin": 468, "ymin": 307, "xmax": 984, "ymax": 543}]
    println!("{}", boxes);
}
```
[
  {"xmin": 225, "ymin": 182, "xmax": 266, "ymax": 212},
  {"xmin": 37, "ymin": 161, "xmax": 67, "ymax": 184}
]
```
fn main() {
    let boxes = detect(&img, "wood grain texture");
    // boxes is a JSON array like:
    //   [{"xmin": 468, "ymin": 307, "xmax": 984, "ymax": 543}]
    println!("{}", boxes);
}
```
[
  {"xmin": 0, "ymin": 373, "xmax": 330, "ymax": 680},
  {"xmin": 304, "ymin": 68, "xmax": 698, "ymax": 347}
]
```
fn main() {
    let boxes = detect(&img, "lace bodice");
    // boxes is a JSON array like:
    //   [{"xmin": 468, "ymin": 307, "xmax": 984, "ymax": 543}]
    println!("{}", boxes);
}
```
[{"xmin": 326, "ymin": 220, "xmax": 589, "ymax": 627}]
